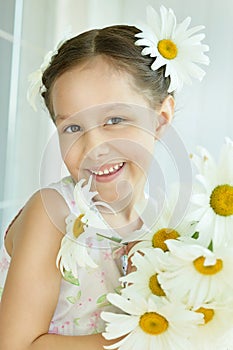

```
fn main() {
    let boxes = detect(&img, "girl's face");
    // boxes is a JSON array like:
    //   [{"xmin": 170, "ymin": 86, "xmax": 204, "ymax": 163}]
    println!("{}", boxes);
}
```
[{"xmin": 52, "ymin": 56, "xmax": 174, "ymax": 206}]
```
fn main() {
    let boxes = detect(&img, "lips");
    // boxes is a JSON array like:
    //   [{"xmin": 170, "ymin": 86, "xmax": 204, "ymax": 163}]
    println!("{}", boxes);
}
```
[{"xmin": 89, "ymin": 162, "xmax": 125, "ymax": 182}]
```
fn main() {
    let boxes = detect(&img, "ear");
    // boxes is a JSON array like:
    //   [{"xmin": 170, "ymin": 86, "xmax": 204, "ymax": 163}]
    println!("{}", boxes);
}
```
[{"xmin": 155, "ymin": 95, "xmax": 175, "ymax": 138}]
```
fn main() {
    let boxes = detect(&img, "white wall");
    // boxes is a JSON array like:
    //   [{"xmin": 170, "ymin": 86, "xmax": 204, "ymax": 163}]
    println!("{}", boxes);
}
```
[{"xmin": 1, "ymin": 0, "xmax": 232, "ymax": 238}]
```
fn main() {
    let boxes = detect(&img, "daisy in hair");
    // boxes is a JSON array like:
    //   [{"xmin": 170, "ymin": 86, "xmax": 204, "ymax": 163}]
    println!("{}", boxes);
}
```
[{"xmin": 135, "ymin": 5, "xmax": 209, "ymax": 92}]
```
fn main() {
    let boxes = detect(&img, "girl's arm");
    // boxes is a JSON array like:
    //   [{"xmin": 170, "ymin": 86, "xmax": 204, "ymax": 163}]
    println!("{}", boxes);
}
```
[
  {"xmin": 29, "ymin": 333, "xmax": 113, "ymax": 350},
  {"xmin": 0, "ymin": 190, "xmax": 117, "ymax": 350}
]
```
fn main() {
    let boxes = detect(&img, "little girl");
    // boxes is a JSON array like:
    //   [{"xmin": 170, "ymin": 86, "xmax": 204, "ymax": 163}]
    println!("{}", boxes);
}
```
[{"xmin": 0, "ymin": 6, "xmax": 208, "ymax": 350}]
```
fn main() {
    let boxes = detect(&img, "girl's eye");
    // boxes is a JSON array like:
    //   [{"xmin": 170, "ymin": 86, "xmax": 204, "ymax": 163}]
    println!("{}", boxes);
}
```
[
  {"xmin": 64, "ymin": 125, "xmax": 81, "ymax": 133},
  {"xmin": 105, "ymin": 117, "xmax": 124, "ymax": 125}
]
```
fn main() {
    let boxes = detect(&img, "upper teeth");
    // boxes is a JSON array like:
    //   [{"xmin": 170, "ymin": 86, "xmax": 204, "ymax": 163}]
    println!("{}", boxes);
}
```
[{"xmin": 91, "ymin": 162, "xmax": 124, "ymax": 176}]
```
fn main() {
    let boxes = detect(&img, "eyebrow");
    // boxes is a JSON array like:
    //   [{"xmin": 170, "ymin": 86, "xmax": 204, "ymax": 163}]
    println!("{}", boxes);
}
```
[
  {"xmin": 54, "ymin": 103, "xmax": 135, "ymax": 124},
  {"xmin": 55, "ymin": 114, "xmax": 69, "ymax": 123},
  {"xmin": 56, "ymin": 104, "xmax": 134, "ymax": 117},
  {"xmin": 101, "ymin": 103, "xmax": 134, "ymax": 115}
]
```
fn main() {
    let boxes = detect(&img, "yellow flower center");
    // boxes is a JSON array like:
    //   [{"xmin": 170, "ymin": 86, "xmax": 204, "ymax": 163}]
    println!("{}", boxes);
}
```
[
  {"xmin": 139, "ymin": 312, "xmax": 168, "ymax": 335},
  {"xmin": 73, "ymin": 214, "xmax": 86, "ymax": 238},
  {"xmin": 149, "ymin": 274, "xmax": 166, "ymax": 296},
  {"xmin": 157, "ymin": 39, "xmax": 178, "ymax": 59},
  {"xmin": 193, "ymin": 256, "xmax": 223, "ymax": 275},
  {"xmin": 152, "ymin": 228, "xmax": 180, "ymax": 251},
  {"xmin": 210, "ymin": 184, "xmax": 233, "ymax": 216},
  {"xmin": 195, "ymin": 307, "xmax": 215, "ymax": 324}
]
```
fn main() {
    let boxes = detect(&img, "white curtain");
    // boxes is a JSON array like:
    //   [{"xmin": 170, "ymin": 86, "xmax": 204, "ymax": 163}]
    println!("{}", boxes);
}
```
[{"xmin": 1, "ymin": 0, "xmax": 233, "ymax": 238}]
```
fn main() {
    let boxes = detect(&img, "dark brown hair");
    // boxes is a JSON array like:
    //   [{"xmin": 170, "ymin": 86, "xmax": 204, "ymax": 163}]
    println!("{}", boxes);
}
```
[{"xmin": 41, "ymin": 25, "xmax": 172, "ymax": 121}]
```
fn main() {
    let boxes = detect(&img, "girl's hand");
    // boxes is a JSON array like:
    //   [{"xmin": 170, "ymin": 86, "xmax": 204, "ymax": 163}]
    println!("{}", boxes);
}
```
[{"xmin": 125, "ymin": 241, "xmax": 141, "ymax": 274}]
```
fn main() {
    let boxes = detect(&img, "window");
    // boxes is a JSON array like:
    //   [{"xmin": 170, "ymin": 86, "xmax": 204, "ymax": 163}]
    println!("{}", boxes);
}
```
[{"xmin": 0, "ymin": 0, "xmax": 56, "ymax": 238}]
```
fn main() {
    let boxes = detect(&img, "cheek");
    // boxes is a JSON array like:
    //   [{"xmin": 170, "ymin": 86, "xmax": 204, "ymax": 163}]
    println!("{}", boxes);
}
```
[
  {"xmin": 59, "ymin": 134, "xmax": 82, "ymax": 160},
  {"xmin": 112, "ymin": 136, "xmax": 154, "ymax": 173},
  {"xmin": 132, "ymin": 138, "xmax": 155, "ymax": 174},
  {"xmin": 122, "ymin": 129, "xmax": 155, "ymax": 161},
  {"xmin": 59, "ymin": 141, "xmax": 83, "ymax": 175},
  {"xmin": 132, "ymin": 148, "xmax": 154, "ymax": 174}
]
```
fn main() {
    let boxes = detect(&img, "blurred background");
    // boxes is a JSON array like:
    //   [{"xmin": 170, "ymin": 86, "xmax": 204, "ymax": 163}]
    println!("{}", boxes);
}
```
[{"xmin": 0, "ymin": 0, "xmax": 233, "ymax": 238}]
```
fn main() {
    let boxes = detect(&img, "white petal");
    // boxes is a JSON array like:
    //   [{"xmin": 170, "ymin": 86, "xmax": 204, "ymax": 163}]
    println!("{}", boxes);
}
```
[
  {"xmin": 106, "ymin": 293, "xmax": 147, "ymax": 315},
  {"xmin": 196, "ymin": 208, "xmax": 214, "ymax": 231},
  {"xmin": 120, "ymin": 329, "xmax": 148, "ymax": 350},
  {"xmin": 194, "ymin": 174, "xmax": 212, "ymax": 192},
  {"xmin": 151, "ymin": 56, "xmax": 166, "ymax": 71},
  {"xmin": 167, "ymin": 69, "xmax": 181, "ymax": 92},
  {"xmin": 191, "ymin": 193, "xmax": 209, "ymax": 206},
  {"xmin": 101, "ymin": 313, "xmax": 139, "ymax": 339},
  {"xmin": 27, "ymin": 69, "xmax": 43, "ymax": 111},
  {"xmin": 103, "ymin": 329, "xmax": 140, "ymax": 350},
  {"xmin": 185, "ymin": 206, "xmax": 206, "ymax": 223},
  {"xmin": 174, "ymin": 16, "xmax": 191, "ymax": 40},
  {"xmin": 146, "ymin": 7, "xmax": 161, "ymax": 36}
]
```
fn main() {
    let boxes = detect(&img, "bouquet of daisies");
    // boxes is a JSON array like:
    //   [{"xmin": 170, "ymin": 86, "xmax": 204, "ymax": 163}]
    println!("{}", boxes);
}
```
[{"xmin": 101, "ymin": 137, "xmax": 233, "ymax": 350}]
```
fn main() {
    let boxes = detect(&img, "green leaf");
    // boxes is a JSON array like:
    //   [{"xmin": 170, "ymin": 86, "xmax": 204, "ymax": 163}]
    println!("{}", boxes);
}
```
[
  {"xmin": 63, "ymin": 270, "xmax": 80, "ymax": 286},
  {"xmin": 67, "ymin": 296, "xmax": 77, "ymax": 304},
  {"xmin": 208, "ymin": 240, "xmax": 213, "ymax": 252},
  {"xmin": 114, "ymin": 285, "xmax": 123, "ymax": 294},
  {"xmin": 96, "ymin": 294, "xmax": 107, "ymax": 304},
  {"xmin": 62, "ymin": 177, "xmax": 73, "ymax": 184},
  {"xmin": 66, "ymin": 291, "xmax": 81, "ymax": 304},
  {"xmin": 76, "ymin": 290, "xmax": 81, "ymax": 300},
  {"xmin": 192, "ymin": 231, "xmax": 199, "ymax": 239},
  {"xmin": 74, "ymin": 318, "xmax": 80, "ymax": 326}
]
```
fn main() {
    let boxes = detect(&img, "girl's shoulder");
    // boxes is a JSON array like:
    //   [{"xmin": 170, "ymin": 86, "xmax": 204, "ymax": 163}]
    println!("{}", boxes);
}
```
[
  {"xmin": 45, "ymin": 176, "xmax": 76, "ymax": 213},
  {"xmin": 0, "ymin": 183, "xmax": 70, "ymax": 347},
  {"xmin": 5, "ymin": 177, "xmax": 73, "ymax": 257}
]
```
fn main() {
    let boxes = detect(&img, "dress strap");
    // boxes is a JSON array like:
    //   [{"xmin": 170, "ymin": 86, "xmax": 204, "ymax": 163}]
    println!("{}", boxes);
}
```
[{"xmin": 45, "ymin": 176, "xmax": 76, "ymax": 214}]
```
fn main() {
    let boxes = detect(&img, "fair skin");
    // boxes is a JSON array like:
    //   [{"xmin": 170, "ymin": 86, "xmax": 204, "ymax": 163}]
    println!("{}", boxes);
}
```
[
  {"xmin": 0, "ymin": 55, "xmax": 174, "ymax": 350},
  {"xmin": 54, "ymin": 56, "xmax": 174, "ymax": 233}
]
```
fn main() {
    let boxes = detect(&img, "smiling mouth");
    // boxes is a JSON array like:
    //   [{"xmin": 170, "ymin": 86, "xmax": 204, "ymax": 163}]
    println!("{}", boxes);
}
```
[{"xmin": 90, "ymin": 162, "xmax": 124, "ymax": 176}]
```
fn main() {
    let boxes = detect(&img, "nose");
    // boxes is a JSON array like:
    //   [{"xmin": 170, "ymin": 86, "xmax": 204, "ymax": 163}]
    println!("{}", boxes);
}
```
[{"xmin": 83, "ymin": 127, "xmax": 110, "ymax": 161}]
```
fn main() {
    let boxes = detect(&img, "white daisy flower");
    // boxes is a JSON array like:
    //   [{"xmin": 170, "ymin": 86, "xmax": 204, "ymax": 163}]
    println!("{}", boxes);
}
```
[
  {"xmin": 120, "ymin": 249, "xmax": 168, "ymax": 299},
  {"xmin": 56, "ymin": 177, "xmax": 112, "ymax": 275},
  {"xmin": 159, "ymin": 239, "xmax": 233, "ymax": 308},
  {"xmin": 190, "ymin": 300, "xmax": 233, "ymax": 349},
  {"xmin": 215, "ymin": 324, "xmax": 233, "ymax": 350},
  {"xmin": 135, "ymin": 5, "xmax": 209, "ymax": 92},
  {"xmin": 128, "ymin": 208, "xmax": 196, "ymax": 256},
  {"xmin": 73, "ymin": 177, "xmax": 114, "ymax": 229},
  {"xmin": 101, "ymin": 294, "xmax": 203, "ymax": 350},
  {"xmin": 56, "ymin": 229, "xmax": 98, "ymax": 276},
  {"xmin": 189, "ymin": 137, "xmax": 233, "ymax": 247},
  {"xmin": 27, "ymin": 28, "xmax": 73, "ymax": 111}
]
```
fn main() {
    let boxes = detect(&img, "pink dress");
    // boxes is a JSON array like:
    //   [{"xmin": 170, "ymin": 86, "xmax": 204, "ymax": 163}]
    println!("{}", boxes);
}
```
[{"xmin": 0, "ymin": 176, "xmax": 130, "ymax": 335}]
